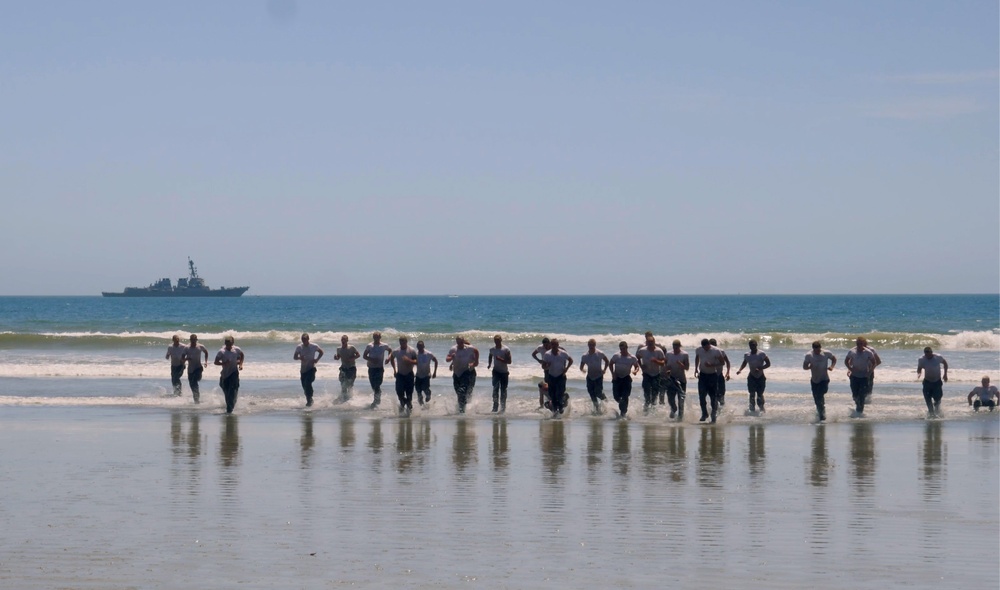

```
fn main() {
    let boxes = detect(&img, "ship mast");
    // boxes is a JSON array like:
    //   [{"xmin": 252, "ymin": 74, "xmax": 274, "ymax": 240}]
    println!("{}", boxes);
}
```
[{"xmin": 188, "ymin": 257, "xmax": 200, "ymax": 279}]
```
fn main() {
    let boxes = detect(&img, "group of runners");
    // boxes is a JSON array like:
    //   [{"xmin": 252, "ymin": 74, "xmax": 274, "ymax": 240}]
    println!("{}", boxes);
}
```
[{"xmin": 166, "ymin": 332, "xmax": 1000, "ymax": 420}]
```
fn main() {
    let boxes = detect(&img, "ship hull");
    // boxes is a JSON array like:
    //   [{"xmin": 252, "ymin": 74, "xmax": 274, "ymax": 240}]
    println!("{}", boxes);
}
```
[{"xmin": 102, "ymin": 287, "xmax": 249, "ymax": 298}]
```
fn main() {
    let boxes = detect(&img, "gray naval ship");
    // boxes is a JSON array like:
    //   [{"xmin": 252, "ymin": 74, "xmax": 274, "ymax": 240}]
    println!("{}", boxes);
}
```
[{"xmin": 102, "ymin": 259, "xmax": 249, "ymax": 297}]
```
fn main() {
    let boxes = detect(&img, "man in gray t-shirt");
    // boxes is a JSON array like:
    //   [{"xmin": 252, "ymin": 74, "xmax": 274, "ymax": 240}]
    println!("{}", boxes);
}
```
[
  {"xmin": 362, "ymin": 332, "xmax": 392, "ymax": 410},
  {"xmin": 166, "ymin": 335, "xmax": 186, "ymax": 396},
  {"xmin": 487, "ymin": 335, "xmax": 513, "ymax": 414},
  {"xmin": 414, "ymin": 340, "xmax": 438, "ymax": 406},
  {"xmin": 390, "ymin": 337, "xmax": 419, "ymax": 413},
  {"xmin": 334, "ymin": 335, "xmax": 361, "ymax": 402},
  {"xmin": 293, "ymin": 333, "xmax": 324, "ymax": 407},
  {"xmin": 803, "ymin": 341, "xmax": 836, "ymax": 422},
  {"xmin": 579, "ymin": 339, "xmax": 609, "ymax": 413},
  {"xmin": 845, "ymin": 338, "xmax": 876, "ymax": 416},
  {"xmin": 542, "ymin": 338, "xmax": 574, "ymax": 415},
  {"xmin": 917, "ymin": 346, "xmax": 948, "ymax": 416},
  {"xmin": 662, "ymin": 339, "xmax": 690, "ymax": 420},
  {"xmin": 694, "ymin": 339, "xmax": 725, "ymax": 423},
  {"xmin": 736, "ymin": 339, "xmax": 771, "ymax": 415},
  {"xmin": 446, "ymin": 337, "xmax": 479, "ymax": 414},
  {"xmin": 636, "ymin": 337, "xmax": 665, "ymax": 412}
]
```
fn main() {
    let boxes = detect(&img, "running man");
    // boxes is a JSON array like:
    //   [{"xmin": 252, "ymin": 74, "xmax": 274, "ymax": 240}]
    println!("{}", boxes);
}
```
[
  {"xmin": 636, "ymin": 336, "xmax": 665, "ymax": 413},
  {"xmin": 294, "ymin": 333, "xmax": 324, "ymax": 407},
  {"xmin": 184, "ymin": 334, "xmax": 209, "ymax": 403},
  {"xmin": 446, "ymin": 336, "xmax": 479, "ymax": 413},
  {"xmin": 708, "ymin": 338, "xmax": 731, "ymax": 406},
  {"xmin": 334, "ymin": 335, "xmax": 361, "ymax": 402},
  {"xmin": 803, "ymin": 341, "xmax": 836, "ymax": 422},
  {"xmin": 542, "ymin": 338, "xmax": 574, "ymax": 416},
  {"xmin": 845, "ymin": 338, "xmax": 876, "ymax": 417},
  {"xmin": 736, "ymin": 339, "xmax": 771, "ymax": 415},
  {"xmin": 487, "ymin": 335, "xmax": 513, "ymax": 413},
  {"xmin": 390, "ymin": 336, "xmax": 418, "ymax": 414},
  {"xmin": 916, "ymin": 346, "xmax": 948, "ymax": 417},
  {"xmin": 694, "ymin": 338, "xmax": 725, "ymax": 423},
  {"xmin": 663, "ymin": 339, "xmax": 690, "ymax": 420},
  {"xmin": 860, "ymin": 336, "xmax": 882, "ymax": 404},
  {"xmin": 579, "ymin": 338, "xmax": 610, "ymax": 413},
  {"xmin": 363, "ymin": 332, "xmax": 392, "ymax": 410},
  {"xmin": 609, "ymin": 341, "xmax": 640, "ymax": 418},
  {"xmin": 214, "ymin": 336, "xmax": 244, "ymax": 414},
  {"xmin": 532, "ymin": 337, "xmax": 553, "ymax": 408},
  {"xmin": 414, "ymin": 340, "xmax": 438, "ymax": 406},
  {"xmin": 166, "ymin": 335, "xmax": 186, "ymax": 396},
  {"xmin": 634, "ymin": 332, "xmax": 669, "ymax": 404},
  {"xmin": 968, "ymin": 376, "xmax": 999, "ymax": 412}
]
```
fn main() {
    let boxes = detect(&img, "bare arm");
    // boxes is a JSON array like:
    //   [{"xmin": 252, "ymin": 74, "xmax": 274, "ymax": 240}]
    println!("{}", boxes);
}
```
[{"xmin": 942, "ymin": 358, "xmax": 948, "ymax": 382}]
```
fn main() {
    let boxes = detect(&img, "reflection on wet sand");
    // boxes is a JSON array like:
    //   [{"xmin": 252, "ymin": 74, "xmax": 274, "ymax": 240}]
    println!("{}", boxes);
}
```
[
  {"xmin": 218, "ymin": 415, "xmax": 241, "ymax": 518},
  {"xmin": 612, "ymin": 421, "xmax": 631, "ymax": 477},
  {"xmin": 697, "ymin": 426, "xmax": 725, "ymax": 489},
  {"xmin": 696, "ymin": 426, "xmax": 726, "ymax": 561},
  {"xmin": 748, "ymin": 424, "xmax": 765, "ymax": 480},
  {"xmin": 848, "ymin": 422, "xmax": 877, "ymax": 548},
  {"xmin": 539, "ymin": 419, "xmax": 566, "ymax": 482},
  {"xmin": 491, "ymin": 418, "xmax": 509, "ymax": 472},
  {"xmin": 919, "ymin": 421, "xmax": 946, "ymax": 564},
  {"xmin": 368, "ymin": 419, "xmax": 384, "ymax": 454},
  {"xmin": 586, "ymin": 420, "xmax": 604, "ymax": 479},
  {"xmin": 169, "ymin": 412, "xmax": 203, "ymax": 507},
  {"xmin": 641, "ymin": 424, "xmax": 687, "ymax": 483},
  {"xmin": 807, "ymin": 425, "xmax": 831, "ymax": 561},
  {"xmin": 809, "ymin": 425, "xmax": 830, "ymax": 488},
  {"xmin": 395, "ymin": 418, "xmax": 414, "ymax": 473},
  {"xmin": 394, "ymin": 418, "xmax": 431, "ymax": 473},
  {"xmin": 452, "ymin": 418, "xmax": 477, "ymax": 473},
  {"xmin": 299, "ymin": 413, "xmax": 315, "ymax": 468},
  {"xmin": 849, "ymin": 422, "xmax": 876, "ymax": 491},
  {"xmin": 339, "ymin": 417, "xmax": 356, "ymax": 449}
]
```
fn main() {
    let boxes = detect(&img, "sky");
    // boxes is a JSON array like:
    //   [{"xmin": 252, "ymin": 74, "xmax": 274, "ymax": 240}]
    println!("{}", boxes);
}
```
[{"xmin": 1, "ymin": 1, "xmax": 997, "ymax": 295}]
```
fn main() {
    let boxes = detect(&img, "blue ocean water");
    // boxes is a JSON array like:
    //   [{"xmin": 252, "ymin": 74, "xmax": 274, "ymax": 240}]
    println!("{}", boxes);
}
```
[{"xmin": 1, "ymin": 294, "xmax": 997, "ymax": 341}]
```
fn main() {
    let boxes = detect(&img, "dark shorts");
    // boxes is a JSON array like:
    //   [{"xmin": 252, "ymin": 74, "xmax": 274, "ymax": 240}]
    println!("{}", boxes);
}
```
[
  {"xmin": 395, "ymin": 372, "xmax": 415, "ymax": 395},
  {"xmin": 810, "ymin": 380, "xmax": 829, "ymax": 396},
  {"xmin": 492, "ymin": 370, "xmax": 509, "ymax": 392},
  {"xmin": 747, "ymin": 375, "xmax": 766, "ymax": 395},
  {"xmin": 339, "ymin": 366, "xmax": 357, "ymax": 382},
  {"xmin": 586, "ymin": 378, "xmax": 604, "ymax": 398},
  {"xmin": 415, "ymin": 375, "xmax": 431, "ymax": 393},
  {"xmin": 612, "ymin": 376, "xmax": 632, "ymax": 399}
]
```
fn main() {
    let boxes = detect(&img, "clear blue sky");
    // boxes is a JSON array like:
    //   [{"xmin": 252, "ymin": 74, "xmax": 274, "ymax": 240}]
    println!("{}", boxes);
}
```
[{"xmin": 1, "ymin": 1, "xmax": 997, "ymax": 295}]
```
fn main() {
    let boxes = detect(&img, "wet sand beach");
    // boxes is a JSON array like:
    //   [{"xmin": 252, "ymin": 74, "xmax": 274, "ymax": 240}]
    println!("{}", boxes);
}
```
[{"xmin": 1, "ymin": 406, "xmax": 997, "ymax": 589}]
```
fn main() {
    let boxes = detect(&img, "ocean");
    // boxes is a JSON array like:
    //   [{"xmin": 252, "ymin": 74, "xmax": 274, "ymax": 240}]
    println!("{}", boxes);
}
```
[
  {"xmin": 1, "ymin": 295, "xmax": 997, "ymax": 418},
  {"xmin": 1, "ymin": 295, "xmax": 997, "ymax": 588}
]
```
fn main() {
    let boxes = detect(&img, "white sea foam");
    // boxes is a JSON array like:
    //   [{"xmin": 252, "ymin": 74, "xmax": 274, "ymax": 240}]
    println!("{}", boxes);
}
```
[
  {"xmin": 0, "ymin": 362, "xmax": 994, "ymax": 383},
  {"xmin": 6, "ymin": 328, "xmax": 996, "ymax": 350}
]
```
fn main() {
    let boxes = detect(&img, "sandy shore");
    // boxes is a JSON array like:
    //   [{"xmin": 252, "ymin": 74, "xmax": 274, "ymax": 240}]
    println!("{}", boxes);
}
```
[{"xmin": 1, "ymin": 406, "xmax": 997, "ymax": 589}]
